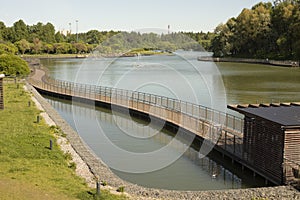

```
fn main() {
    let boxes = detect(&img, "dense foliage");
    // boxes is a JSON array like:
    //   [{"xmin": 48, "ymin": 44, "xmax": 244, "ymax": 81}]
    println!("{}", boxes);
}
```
[
  {"xmin": 211, "ymin": 0, "xmax": 300, "ymax": 60},
  {"xmin": 0, "ymin": 19, "xmax": 212, "ymax": 55},
  {"xmin": 0, "ymin": 54, "xmax": 30, "ymax": 76},
  {"xmin": 0, "ymin": 0, "xmax": 299, "ymax": 60}
]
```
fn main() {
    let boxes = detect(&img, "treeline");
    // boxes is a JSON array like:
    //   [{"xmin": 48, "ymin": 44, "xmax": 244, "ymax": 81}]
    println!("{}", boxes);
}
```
[
  {"xmin": 211, "ymin": 0, "xmax": 300, "ymax": 60},
  {"xmin": 2, "ymin": 0, "xmax": 299, "ymax": 61},
  {"xmin": 0, "ymin": 19, "xmax": 213, "ymax": 55},
  {"xmin": 0, "ymin": 20, "xmax": 118, "ymax": 54}
]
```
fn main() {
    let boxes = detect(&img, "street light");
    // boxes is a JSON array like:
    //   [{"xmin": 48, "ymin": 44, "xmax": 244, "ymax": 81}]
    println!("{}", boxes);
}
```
[
  {"xmin": 76, "ymin": 20, "xmax": 78, "ymax": 42},
  {"xmin": 69, "ymin": 23, "xmax": 72, "ymax": 35}
]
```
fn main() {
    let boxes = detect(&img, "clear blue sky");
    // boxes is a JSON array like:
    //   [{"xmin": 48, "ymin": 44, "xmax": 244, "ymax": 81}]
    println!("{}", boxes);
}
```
[{"xmin": 1, "ymin": 0, "xmax": 270, "ymax": 33}]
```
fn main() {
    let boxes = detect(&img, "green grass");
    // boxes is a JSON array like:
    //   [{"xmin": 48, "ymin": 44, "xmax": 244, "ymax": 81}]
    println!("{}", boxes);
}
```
[{"xmin": 0, "ymin": 82, "xmax": 128, "ymax": 200}]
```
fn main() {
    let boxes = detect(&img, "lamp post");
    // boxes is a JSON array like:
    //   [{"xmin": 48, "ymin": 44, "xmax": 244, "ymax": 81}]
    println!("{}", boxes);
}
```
[
  {"xmin": 76, "ymin": 20, "xmax": 78, "ymax": 43},
  {"xmin": 69, "ymin": 23, "xmax": 72, "ymax": 35}
]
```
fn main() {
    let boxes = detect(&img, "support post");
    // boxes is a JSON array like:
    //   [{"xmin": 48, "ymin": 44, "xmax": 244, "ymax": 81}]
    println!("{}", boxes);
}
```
[
  {"xmin": 37, "ymin": 115, "xmax": 40, "ymax": 123},
  {"xmin": 49, "ymin": 139, "xmax": 53, "ymax": 150},
  {"xmin": 96, "ymin": 180, "xmax": 101, "ymax": 196},
  {"xmin": 233, "ymin": 135, "xmax": 236, "ymax": 154}
]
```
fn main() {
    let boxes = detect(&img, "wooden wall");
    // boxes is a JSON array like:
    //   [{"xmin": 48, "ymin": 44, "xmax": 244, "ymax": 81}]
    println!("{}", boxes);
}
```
[
  {"xmin": 243, "ymin": 116, "xmax": 284, "ymax": 184},
  {"xmin": 284, "ymin": 128, "xmax": 300, "ymax": 184}
]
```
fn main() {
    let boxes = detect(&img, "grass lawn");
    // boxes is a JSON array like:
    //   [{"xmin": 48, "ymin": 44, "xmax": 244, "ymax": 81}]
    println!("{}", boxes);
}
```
[{"xmin": 0, "ymin": 81, "xmax": 128, "ymax": 200}]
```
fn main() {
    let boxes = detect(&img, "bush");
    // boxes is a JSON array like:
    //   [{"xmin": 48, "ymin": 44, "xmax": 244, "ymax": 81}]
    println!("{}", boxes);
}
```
[
  {"xmin": 0, "ymin": 43, "xmax": 18, "ymax": 55},
  {"xmin": 117, "ymin": 186, "xmax": 125, "ymax": 193},
  {"xmin": 101, "ymin": 181, "xmax": 107, "ymax": 186},
  {"xmin": 0, "ymin": 54, "xmax": 30, "ymax": 76}
]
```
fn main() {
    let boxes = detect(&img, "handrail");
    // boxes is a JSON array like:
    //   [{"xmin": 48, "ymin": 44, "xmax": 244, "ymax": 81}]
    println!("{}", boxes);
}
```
[
  {"xmin": 37, "ymin": 72, "xmax": 244, "ymax": 134},
  {"xmin": 28, "ymin": 66, "xmax": 246, "ymax": 160}
]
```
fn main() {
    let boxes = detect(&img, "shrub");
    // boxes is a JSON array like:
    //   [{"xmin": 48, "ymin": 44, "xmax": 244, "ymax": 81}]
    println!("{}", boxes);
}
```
[
  {"xmin": 117, "ymin": 186, "xmax": 125, "ymax": 193},
  {"xmin": 0, "ymin": 54, "xmax": 30, "ymax": 76},
  {"xmin": 101, "ymin": 181, "xmax": 107, "ymax": 186}
]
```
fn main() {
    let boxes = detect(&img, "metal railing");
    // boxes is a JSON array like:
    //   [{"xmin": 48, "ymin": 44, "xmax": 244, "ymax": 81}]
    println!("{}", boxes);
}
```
[{"xmin": 28, "ymin": 68, "xmax": 245, "ymax": 158}]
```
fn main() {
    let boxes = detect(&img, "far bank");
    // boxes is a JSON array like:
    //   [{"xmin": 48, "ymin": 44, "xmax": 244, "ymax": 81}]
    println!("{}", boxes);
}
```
[{"xmin": 198, "ymin": 56, "xmax": 300, "ymax": 67}]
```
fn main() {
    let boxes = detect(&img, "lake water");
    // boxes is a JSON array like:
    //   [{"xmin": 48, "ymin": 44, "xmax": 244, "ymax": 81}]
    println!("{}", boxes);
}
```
[{"xmin": 40, "ymin": 51, "xmax": 300, "ymax": 190}]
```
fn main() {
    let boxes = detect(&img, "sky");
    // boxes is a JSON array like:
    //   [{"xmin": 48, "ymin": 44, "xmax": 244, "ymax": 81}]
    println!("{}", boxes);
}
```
[{"xmin": 1, "ymin": 0, "xmax": 270, "ymax": 33}]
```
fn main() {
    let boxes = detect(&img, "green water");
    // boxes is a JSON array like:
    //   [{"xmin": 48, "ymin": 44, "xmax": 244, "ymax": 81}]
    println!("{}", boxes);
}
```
[
  {"xmin": 217, "ymin": 62, "xmax": 300, "ymax": 104},
  {"xmin": 40, "ymin": 52, "xmax": 299, "ymax": 190}
]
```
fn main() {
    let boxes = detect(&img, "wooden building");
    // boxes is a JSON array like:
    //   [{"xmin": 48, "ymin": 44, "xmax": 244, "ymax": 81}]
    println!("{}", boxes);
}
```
[{"xmin": 228, "ymin": 103, "xmax": 300, "ymax": 185}]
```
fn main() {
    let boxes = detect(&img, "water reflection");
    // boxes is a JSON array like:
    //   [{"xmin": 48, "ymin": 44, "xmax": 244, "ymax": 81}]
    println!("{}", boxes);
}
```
[
  {"xmin": 217, "ymin": 62, "xmax": 300, "ymax": 104},
  {"xmin": 45, "ymin": 95, "xmax": 265, "ymax": 190}
]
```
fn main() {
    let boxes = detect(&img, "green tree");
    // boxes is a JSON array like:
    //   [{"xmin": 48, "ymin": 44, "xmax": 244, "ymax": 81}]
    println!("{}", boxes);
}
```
[
  {"xmin": 0, "ymin": 21, "xmax": 6, "ymax": 41},
  {"xmin": 43, "ymin": 43, "xmax": 54, "ymax": 54},
  {"xmin": 55, "ymin": 31, "xmax": 65, "ymax": 43},
  {"xmin": 73, "ymin": 43, "xmax": 87, "ymax": 54},
  {"xmin": 0, "ymin": 43, "xmax": 18, "ymax": 55},
  {"xmin": 86, "ymin": 30, "xmax": 100, "ymax": 44},
  {"xmin": 272, "ymin": 1, "xmax": 295, "ymax": 59},
  {"xmin": 53, "ymin": 42, "xmax": 74, "ymax": 54},
  {"xmin": 12, "ymin": 19, "xmax": 29, "ymax": 42},
  {"xmin": 211, "ymin": 20, "xmax": 235, "ymax": 57},
  {"xmin": 31, "ymin": 38, "xmax": 43, "ymax": 54},
  {"xmin": 42, "ymin": 23, "xmax": 56, "ymax": 43},
  {"xmin": 15, "ymin": 39, "xmax": 30, "ymax": 54},
  {"xmin": 0, "ymin": 54, "xmax": 30, "ymax": 76},
  {"xmin": 28, "ymin": 22, "xmax": 55, "ymax": 43}
]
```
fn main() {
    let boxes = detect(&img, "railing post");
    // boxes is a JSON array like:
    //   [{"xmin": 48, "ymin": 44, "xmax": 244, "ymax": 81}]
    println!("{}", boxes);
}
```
[
  {"xmin": 224, "ymin": 131, "xmax": 227, "ymax": 150},
  {"xmin": 241, "ymin": 119, "xmax": 244, "ymax": 133},
  {"xmin": 226, "ymin": 113, "xmax": 228, "ymax": 129},
  {"xmin": 143, "ymin": 92, "xmax": 145, "ymax": 111},
  {"xmin": 105, "ymin": 87, "xmax": 107, "ymax": 102},
  {"xmin": 65, "ymin": 81, "xmax": 67, "ymax": 95},
  {"xmin": 186, "ymin": 102, "xmax": 188, "ymax": 114},
  {"xmin": 173, "ymin": 99, "xmax": 175, "ymax": 111},
  {"xmin": 191, "ymin": 104, "xmax": 194, "ymax": 116},
  {"xmin": 233, "ymin": 116, "xmax": 236, "ymax": 131},
  {"xmin": 233, "ymin": 135, "xmax": 236, "ymax": 154},
  {"xmin": 165, "ymin": 97, "xmax": 168, "ymax": 108}
]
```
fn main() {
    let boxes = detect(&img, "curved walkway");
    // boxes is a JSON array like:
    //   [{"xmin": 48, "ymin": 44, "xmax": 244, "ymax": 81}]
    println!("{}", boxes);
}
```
[{"xmin": 27, "ymin": 68, "xmax": 300, "ymax": 199}]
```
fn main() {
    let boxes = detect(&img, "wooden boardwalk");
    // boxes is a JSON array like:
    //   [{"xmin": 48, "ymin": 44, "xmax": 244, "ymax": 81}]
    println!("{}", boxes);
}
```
[
  {"xmin": 29, "ymin": 68, "xmax": 244, "ymax": 150},
  {"xmin": 26, "ymin": 65, "xmax": 300, "ymax": 187},
  {"xmin": 30, "ymin": 67, "xmax": 288, "ymax": 183}
]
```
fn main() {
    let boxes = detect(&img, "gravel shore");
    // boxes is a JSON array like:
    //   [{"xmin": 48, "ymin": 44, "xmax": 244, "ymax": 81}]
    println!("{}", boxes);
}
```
[{"xmin": 25, "ymin": 83, "xmax": 300, "ymax": 200}]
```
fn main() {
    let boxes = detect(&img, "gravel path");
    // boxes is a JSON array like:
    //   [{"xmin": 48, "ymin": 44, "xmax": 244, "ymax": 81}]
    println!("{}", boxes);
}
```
[{"xmin": 25, "ymin": 82, "xmax": 300, "ymax": 200}]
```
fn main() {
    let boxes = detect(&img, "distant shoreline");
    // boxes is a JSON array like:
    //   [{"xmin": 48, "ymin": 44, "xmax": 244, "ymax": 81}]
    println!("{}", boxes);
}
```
[
  {"xmin": 20, "ymin": 51, "xmax": 170, "ymax": 60},
  {"xmin": 198, "ymin": 56, "xmax": 300, "ymax": 67},
  {"xmin": 21, "ymin": 54, "xmax": 88, "ymax": 59}
]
